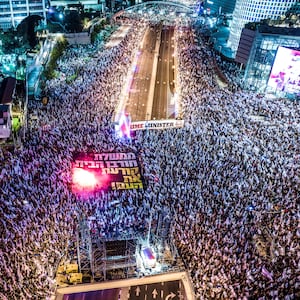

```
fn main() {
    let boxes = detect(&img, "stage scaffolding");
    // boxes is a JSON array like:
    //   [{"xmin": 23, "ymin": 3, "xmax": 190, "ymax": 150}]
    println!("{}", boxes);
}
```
[
  {"xmin": 76, "ymin": 215, "xmax": 93, "ymax": 276},
  {"xmin": 76, "ymin": 214, "xmax": 138, "ymax": 281},
  {"xmin": 92, "ymin": 238, "xmax": 137, "ymax": 281},
  {"xmin": 75, "ymin": 204, "xmax": 184, "ymax": 283},
  {"xmin": 92, "ymin": 239, "xmax": 106, "ymax": 281}
]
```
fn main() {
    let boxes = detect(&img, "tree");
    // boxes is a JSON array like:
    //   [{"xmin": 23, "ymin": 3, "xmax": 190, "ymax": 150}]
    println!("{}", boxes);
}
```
[
  {"xmin": 43, "ymin": 37, "xmax": 68, "ymax": 80},
  {"xmin": 64, "ymin": 10, "xmax": 83, "ymax": 33},
  {"xmin": 17, "ymin": 15, "xmax": 43, "ymax": 49},
  {"xmin": 0, "ymin": 29, "xmax": 21, "ymax": 54},
  {"xmin": 90, "ymin": 19, "xmax": 107, "ymax": 43}
]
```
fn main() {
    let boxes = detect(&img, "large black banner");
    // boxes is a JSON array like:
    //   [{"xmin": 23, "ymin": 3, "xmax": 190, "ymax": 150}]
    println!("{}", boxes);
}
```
[{"xmin": 72, "ymin": 152, "xmax": 144, "ymax": 195}]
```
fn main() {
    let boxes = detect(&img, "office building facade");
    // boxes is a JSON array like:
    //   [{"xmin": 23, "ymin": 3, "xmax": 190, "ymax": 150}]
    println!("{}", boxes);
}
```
[
  {"xmin": 243, "ymin": 26, "xmax": 300, "ymax": 97},
  {"xmin": 204, "ymin": 0, "xmax": 237, "ymax": 15},
  {"xmin": 228, "ymin": 0, "xmax": 298, "ymax": 54},
  {"xmin": 0, "ymin": 0, "xmax": 47, "ymax": 31},
  {"xmin": 49, "ymin": 0, "xmax": 101, "ymax": 10}
]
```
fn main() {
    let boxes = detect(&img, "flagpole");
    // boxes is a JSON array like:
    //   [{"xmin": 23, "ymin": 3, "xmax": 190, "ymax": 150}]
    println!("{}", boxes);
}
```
[{"xmin": 147, "ymin": 209, "xmax": 152, "ymax": 246}]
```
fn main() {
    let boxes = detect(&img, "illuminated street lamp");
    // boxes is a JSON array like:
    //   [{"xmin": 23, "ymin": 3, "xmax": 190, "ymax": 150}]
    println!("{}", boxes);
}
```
[{"xmin": 58, "ymin": 13, "xmax": 64, "ymax": 21}]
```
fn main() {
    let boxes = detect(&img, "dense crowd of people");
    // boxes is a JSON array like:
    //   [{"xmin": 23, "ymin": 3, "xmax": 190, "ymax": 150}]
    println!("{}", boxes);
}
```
[
  {"xmin": 0, "ymin": 16, "xmax": 299, "ymax": 300},
  {"xmin": 169, "ymin": 25, "xmax": 299, "ymax": 299}
]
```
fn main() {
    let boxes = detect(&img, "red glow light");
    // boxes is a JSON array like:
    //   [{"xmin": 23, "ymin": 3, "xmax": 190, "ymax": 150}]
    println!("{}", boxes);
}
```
[{"xmin": 73, "ymin": 168, "xmax": 97, "ymax": 189}]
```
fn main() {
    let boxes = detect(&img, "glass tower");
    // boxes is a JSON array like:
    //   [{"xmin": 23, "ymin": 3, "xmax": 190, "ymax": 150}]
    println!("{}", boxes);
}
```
[
  {"xmin": 243, "ymin": 27, "xmax": 300, "ymax": 97},
  {"xmin": 204, "ymin": 0, "xmax": 237, "ymax": 15},
  {"xmin": 228, "ymin": 0, "xmax": 298, "ymax": 54}
]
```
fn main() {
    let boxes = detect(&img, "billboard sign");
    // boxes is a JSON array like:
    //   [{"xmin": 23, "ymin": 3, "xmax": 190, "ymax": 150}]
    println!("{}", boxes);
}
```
[{"xmin": 267, "ymin": 46, "xmax": 300, "ymax": 96}]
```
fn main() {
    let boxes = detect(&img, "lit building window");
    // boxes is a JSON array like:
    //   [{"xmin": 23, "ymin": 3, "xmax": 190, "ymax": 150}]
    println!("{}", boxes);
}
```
[{"xmin": 228, "ymin": 0, "xmax": 298, "ymax": 55}]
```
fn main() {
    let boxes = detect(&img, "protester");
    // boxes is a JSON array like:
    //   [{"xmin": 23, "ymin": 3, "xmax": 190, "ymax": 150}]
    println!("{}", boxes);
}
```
[{"xmin": 0, "ymin": 19, "xmax": 299, "ymax": 300}]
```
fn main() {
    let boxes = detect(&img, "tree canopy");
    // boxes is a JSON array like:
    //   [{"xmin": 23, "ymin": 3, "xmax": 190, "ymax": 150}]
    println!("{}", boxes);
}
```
[{"xmin": 17, "ymin": 15, "xmax": 43, "ymax": 48}]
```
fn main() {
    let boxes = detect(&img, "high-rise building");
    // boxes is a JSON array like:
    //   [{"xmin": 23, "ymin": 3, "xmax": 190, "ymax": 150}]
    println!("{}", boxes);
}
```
[
  {"xmin": 49, "ymin": 0, "xmax": 101, "ymax": 10},
  {"xmin": 204, "ymin": 0, "xmax": 237, "ymax": 15},
  {"xmin": 228, "ymin": 0, "xmax": 298, "ymax": 54},
  {"xmin": 0, "ymin": 0, "xmax": 47, "ymax": 31},
  {"xmin": 242, "ymin": 25, "xmax": 300, "ymax": 96}
]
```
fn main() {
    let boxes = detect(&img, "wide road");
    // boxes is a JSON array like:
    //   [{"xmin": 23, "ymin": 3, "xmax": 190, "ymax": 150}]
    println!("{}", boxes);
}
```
[
  {"xmin": 125, "ymin": 24, "xmax": 160, "ymax": 121},
  {"xmin": 151, "ymin": 25, "xmax": 175, "ymax": 120},
  {"xmin": 128, "ymin": 280, "xmax": 184, "ymax": 300},
  {"xmin": 124, "ymin": 24, "xmax": 176, "ymax": 122},
  {"xmin": 62, "ymin": 281, "xmax": 184, "ymax": 300}
]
